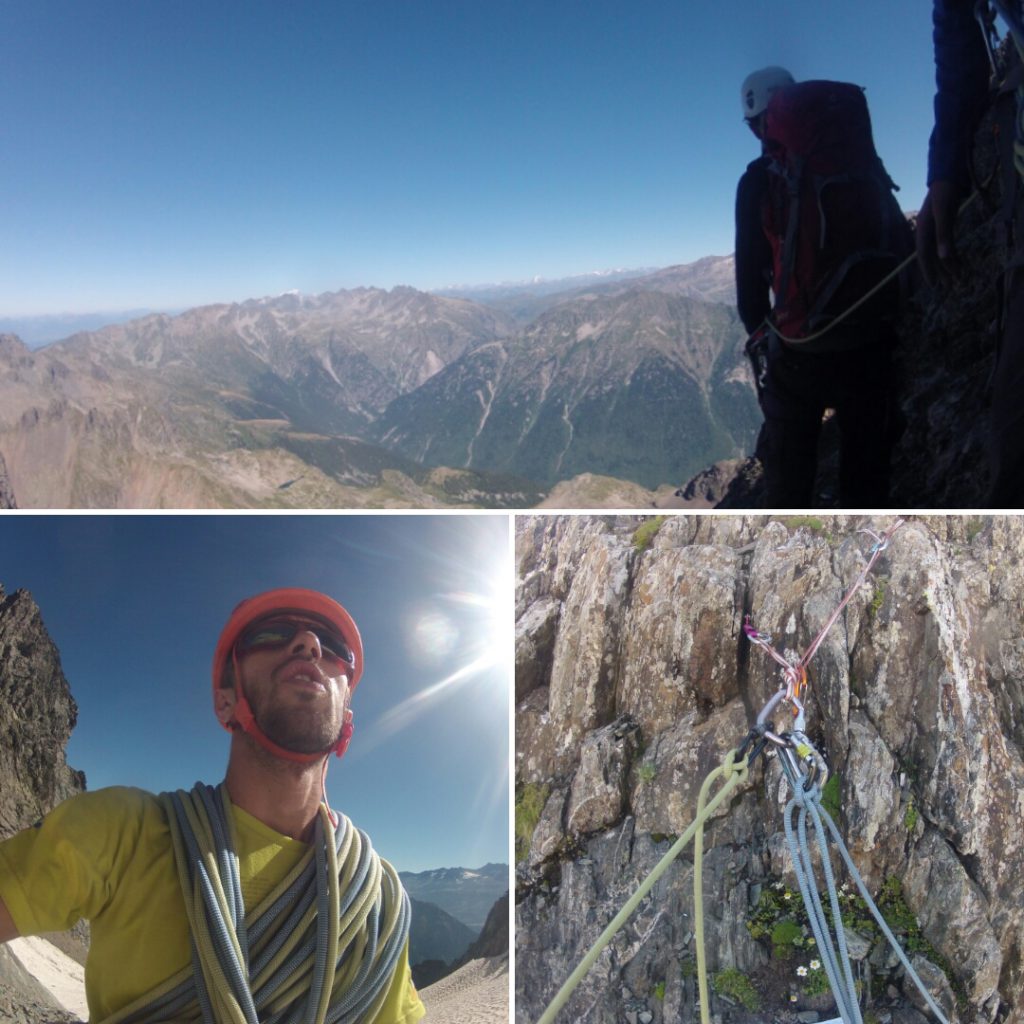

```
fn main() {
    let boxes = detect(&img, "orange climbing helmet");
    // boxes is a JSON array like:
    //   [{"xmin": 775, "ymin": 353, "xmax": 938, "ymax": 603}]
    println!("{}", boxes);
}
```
[{"xmin": 211, "ymin": 587, "xmax": 364, "ymax": 763}]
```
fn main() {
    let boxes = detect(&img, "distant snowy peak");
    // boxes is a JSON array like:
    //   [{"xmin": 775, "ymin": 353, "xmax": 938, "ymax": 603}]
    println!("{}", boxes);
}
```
[
  {"xmin": 399, "ymin": 863, "xmax": 509, "ymax": 933},
  {"xmin": 438, "ymin": 267, "xmax": 658, "ymax": 292},
  {"xmin": 433, "ymin": 267, "xmax": 660, "ymax": 303}
]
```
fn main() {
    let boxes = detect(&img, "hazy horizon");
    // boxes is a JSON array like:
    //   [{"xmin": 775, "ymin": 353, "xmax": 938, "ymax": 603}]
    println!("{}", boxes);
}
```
[{"xmin": 0, "ymin": 259, "xmax": 691, "ymax": 347}]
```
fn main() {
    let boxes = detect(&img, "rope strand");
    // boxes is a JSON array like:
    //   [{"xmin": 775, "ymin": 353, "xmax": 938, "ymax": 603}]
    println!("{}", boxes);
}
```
[{"xmin": 96, "ymin": 783, "xmax": 408, "ymax": 1024}]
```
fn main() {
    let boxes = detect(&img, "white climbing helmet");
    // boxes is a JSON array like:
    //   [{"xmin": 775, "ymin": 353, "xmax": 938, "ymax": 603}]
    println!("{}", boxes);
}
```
[{"xmin": 740, "ymin": 66, "xmax": 795, "ymax": 120}]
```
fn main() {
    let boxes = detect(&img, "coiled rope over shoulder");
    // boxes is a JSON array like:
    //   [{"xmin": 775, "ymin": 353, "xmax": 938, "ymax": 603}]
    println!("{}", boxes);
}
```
[{"xmin": 98, "ymin": 783, "xmax": 410, "ymax": 1024}]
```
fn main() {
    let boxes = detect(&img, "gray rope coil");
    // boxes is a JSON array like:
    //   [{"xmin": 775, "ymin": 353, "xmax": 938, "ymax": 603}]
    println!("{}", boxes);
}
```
[
  {"xmin": 780, "ymin": 759, "xmax": 950, "ymax": 1024},
  {"xmin": 98, "ymin": 783, "xmax": 410, "ymax": 1024}
]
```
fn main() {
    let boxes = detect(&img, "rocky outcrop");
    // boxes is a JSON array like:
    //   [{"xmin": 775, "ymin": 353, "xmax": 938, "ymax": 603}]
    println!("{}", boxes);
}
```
[
  {"xmin": 0, "ymin": 587, "xmax": 85, "ymax": 836},
  {"xmin": 408, "ymin": 898, "xmax": 479, "ymax": 989},
  {"xmin": 459, "ymin": 892, "xmax": 510, "ymax": 964},
  {"xmin": 0, "ymin": 586, "xmax": 87, "ymax": 1019},
  {"xmin": 410, "ymin": 889, "xmax": 510, "ymax": 989},
  {"xmin": 515, "ymin": 516, "xmax": 1024, "ymax": 1024},
  {"xmin": 0, "ymin": 450, "xmax": 16, "ymax": 508},
  {"xmin": 0, "ymin": 945, "xmax": 77, "ymax": 1024}
]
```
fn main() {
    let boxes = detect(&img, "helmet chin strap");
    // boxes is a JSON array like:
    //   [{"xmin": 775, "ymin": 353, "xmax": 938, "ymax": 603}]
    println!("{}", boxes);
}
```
[{"xmin": 228, "ymin": 648, "xmax": 354, "ymax": 765}]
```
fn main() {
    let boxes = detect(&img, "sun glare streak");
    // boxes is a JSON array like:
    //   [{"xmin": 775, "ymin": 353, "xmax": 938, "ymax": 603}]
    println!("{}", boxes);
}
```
[
  {"xmin": 352, "ymin": 519, "xmax": 511, "ymax": 761},
  {"xmin": 372, "ymin": 654, "xmax": 494, "ymax": 740}
]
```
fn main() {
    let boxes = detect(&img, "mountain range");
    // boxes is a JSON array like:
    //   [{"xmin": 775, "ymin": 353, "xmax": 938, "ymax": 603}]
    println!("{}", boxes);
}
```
[
  {"xmin": 399, "ymin": 863, "xmax": 509, "ymax": 933},
  {"xmin": 0, "ymin": 256, "xmax": 758, "ymax": 508},
  {"xmin": 402, "ymin": 864, "xmax": 510, "ymax": 989}
]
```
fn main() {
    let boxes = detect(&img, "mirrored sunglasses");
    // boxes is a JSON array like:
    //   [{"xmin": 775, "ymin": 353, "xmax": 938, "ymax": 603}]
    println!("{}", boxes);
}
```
[{"xmin": 237, "ymin": 618, "xmax": 356, "ymax": 668}]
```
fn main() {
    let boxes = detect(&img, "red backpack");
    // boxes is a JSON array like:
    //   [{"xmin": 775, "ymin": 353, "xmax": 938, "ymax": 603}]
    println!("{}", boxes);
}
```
[{"xmin": 761, "ymin": 80, "xmax": 911, "ymax": 344}]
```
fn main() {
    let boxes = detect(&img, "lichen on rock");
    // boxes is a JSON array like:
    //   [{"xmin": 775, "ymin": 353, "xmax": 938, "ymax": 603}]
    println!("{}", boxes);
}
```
[{"xmin": 515, "ymin": 515, "xmax": 1024, "ymax": 1024}]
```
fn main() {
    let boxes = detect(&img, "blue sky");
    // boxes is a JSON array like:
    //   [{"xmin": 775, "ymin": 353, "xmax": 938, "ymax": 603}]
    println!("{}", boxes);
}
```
[
  {"xmin": 0, "ymin": 513, "xmax": 511, "ymax": 875},
  {"xmin": 2, "ymin": 1, "xmax": 939, "ymax": 316}
]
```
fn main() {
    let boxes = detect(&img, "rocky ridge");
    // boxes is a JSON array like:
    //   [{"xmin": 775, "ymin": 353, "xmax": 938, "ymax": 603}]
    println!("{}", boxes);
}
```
[
  {"xmin": 0, "ymin": 586, "xmax": 86, "ymax": 1021},
  {"xmin": 0, "ymin": 290, "xmax": 540, "ymax": 508},
  {"xmin": 515, "ymin": 515, "xmax": 1024, "ymax": 1024},
  {"xmin": 0, "ymin": 587, "xmax": 85, "ymax": 835},
  {"xmin": 400, "ymin": 862, "xmax": 511, "ymax": 933},
  {"xmin": 0, "ymin": 260, "xmax": 757, "ymax": 508}
]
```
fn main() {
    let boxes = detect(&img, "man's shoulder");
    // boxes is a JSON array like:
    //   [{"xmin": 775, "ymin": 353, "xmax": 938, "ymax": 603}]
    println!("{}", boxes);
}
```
[
  {"xmin": 738, "ymin": 156, "xmax": 769, "ymax": 187},
  {"xmin": 46, "ymin": 786, "xmax": 164, "ymax": 828},
  {"xmin": 737, "ymin": 156, "xmax": 770, "ymax": 206}
]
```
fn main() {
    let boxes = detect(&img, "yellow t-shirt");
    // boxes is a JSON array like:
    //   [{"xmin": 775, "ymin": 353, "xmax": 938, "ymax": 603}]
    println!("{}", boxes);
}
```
[{"xmin": 0, "ymin": 787, "xmax": 425, "ymax": 1023}]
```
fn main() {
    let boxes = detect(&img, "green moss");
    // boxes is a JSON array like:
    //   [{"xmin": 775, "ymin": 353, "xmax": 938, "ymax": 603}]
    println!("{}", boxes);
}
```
[
  {"xmin": 632, "ymin": 516, "xmax": 667, "ymax": 553},
  {"xmin": 653, "ymin": 981, "xmax": 666, "ymax": 1001},
  {"xmin": 802, "ymin": 961, "xmax": 832, "ymax": 997},
  {"xmin": 904, "ymin": 795, "xmax": 919, "ymax": 832},
  {"xmin": 712, "ymin": 968, "xmax": 760, "ymax": 1011},
  {"xmin": 779, "ymin": 515, "xmax": 825, "ymax": 531},
  {"xmin": 514, "ymin": 782, "xmax": 550, "ymax": 864},
  {"xmin": 637, "ymin": 762, "xmax": 657, "ymax": 784},
  {"xmin": 748, "ymin": 873, "xmax": 961, "ymax": 1006},
  {"xmin": 820, "ymin": 772, "xmax": 842, "ymax": 820},
  {"xmin": 868, "ymin": 577, "xmax": 889, "ymax": 619},
  {"xmin": 771, "ymin": 919, "xmax": 804, "ymax": 959}
]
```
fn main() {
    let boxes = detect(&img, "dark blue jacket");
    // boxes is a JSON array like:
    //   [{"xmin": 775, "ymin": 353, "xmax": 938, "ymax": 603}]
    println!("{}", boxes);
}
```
[
  {"xmin": 734, "ymin": 155, "xmax": 773, "ymax": 336},
  {"xmin": 928, "ymin": 0, "xmax": 994, "ymax": 189}
]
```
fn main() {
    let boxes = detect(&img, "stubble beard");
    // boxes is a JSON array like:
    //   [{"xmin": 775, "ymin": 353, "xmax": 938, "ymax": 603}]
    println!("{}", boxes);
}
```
[{"xmin": 254, "ymin": 688, "xmax": 346, "ymax": 756}]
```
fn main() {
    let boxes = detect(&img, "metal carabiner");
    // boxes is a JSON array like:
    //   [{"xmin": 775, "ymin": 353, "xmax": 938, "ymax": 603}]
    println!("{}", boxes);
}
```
[{"xmin": 785, "ymin": 731, "xmax": 829, "ymax": 792}]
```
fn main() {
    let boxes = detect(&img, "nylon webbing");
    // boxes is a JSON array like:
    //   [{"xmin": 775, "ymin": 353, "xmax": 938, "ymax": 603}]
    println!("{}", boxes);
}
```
[{"xmin": 96, "ymin": 783, "xmax": 410, "ymax": 1024}]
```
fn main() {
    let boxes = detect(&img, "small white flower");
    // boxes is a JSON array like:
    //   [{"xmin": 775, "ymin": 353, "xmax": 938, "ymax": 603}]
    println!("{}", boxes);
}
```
[
  {"xmin": 790, "ymin": 995, "xmax": 799, "ymax": 1003},
  {"xmin": 783, "ymin": 891, "xmax": 793, "ymax": 900},
  {"xmin": 796, "ymin": 965, "xmax": 808, "ymax": 977},
  {"xmin": 810, "ymin": 959, "xmax": 821, "ymax": 971}
]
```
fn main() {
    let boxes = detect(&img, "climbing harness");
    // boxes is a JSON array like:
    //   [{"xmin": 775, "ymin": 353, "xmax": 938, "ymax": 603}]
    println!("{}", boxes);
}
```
[
  {"xmin": 98, "ymin": 783, "xmax": 410, "ymax": 1024},
  {"xmin": 534, "ymin": 521, "xmax": 952, "ymax": 1024}
]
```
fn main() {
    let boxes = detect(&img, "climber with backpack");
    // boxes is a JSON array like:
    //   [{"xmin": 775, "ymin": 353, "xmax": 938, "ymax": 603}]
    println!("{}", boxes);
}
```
[
  {"xmin": 735, "ymin": 67, "xmax": 912, "ymax": 508},
  {"xmin": 917, "ymin": 0, "xmax": 1024, "ymax": 506}
]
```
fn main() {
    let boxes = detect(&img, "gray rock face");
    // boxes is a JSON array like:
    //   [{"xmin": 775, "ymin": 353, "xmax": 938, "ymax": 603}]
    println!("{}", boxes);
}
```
[
  {"xmin": 0, "ymin": 586, "xmax": 86, "ymax": 1019},
  {"xmin": 0, "ymin": 586, "xmax": 85, "ymax": 837},
  {"xmin": 515, "ymin": 516, "xmax": 1024, "ymax": 1024},
  {"xmin": 0, "ymin": 450, "xmax": 15, "ymax": 508}
]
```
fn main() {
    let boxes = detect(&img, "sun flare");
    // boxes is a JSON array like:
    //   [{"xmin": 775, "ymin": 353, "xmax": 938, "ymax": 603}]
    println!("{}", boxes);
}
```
[{"xmin": 368, "ymin": 535, "xmax": 511, "ymax": 744}]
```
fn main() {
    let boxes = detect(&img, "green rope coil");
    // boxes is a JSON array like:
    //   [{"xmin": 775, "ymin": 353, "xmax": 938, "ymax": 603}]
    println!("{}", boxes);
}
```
[{"xmin": 535, "ymin": 749, "xmax": 750, "ymax": 1024}]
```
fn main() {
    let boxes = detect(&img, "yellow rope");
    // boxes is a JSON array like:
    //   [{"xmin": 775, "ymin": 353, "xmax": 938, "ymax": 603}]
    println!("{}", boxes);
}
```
[
  {"xmin": 693, "ymin": 750, "xmax": 740, "ymax": 1024},
  {"xmin": 534, "ymin": 748, "xmax": 750, "ymax": 1024},
  {"xmin": 96, "ymin": 788, "xmax": 405, "ymax": 1024}
]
